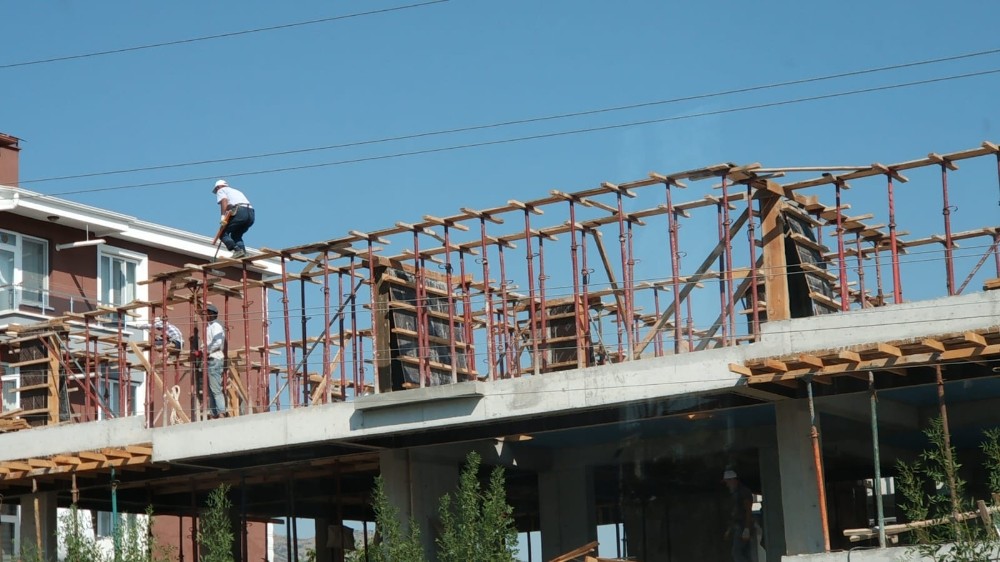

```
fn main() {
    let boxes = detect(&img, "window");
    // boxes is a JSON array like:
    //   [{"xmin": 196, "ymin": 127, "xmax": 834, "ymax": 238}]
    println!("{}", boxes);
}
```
[
  {"xmin": 97, "ymin": 246, "xmax": 147, "ymax": 323},
  {"xmin": 96, "ymin": 511, "xmax": 136, "ymax": 538},
  {"xmin": 0, "ymin": 503, "xmax": 17, "ymax": 562},
  {"xmin": 99, "ymin": 367, "xmax": 138, "ymax": 419},
  {"xmin": 1, "ymin": 365, "xmax": 17, "ymax": 414},
  {"xmin": 100, "ymin": 254, "xmax": 137, "ymax": 307},
  {"xmin": 0, "ymin": 229, "xmax": 48, "ymax": 311}
]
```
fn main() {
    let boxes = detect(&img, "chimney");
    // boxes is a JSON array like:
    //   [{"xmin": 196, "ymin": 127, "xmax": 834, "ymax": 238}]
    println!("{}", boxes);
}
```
[{"xmin": 0, "ymin": 133, "xmax": 21, "ymax": 187}]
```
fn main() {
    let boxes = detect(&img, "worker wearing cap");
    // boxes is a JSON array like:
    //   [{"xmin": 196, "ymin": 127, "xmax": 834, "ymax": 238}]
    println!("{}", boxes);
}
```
[
  {"xmin": 723, "ymin": 469, "xmax": 755, "ymax": 562},
  {"xmin": 212, "ymin": 179, "xmax": 255, "ymax": 259},
  {"xmin": 203, "ymin": 304, "xmax": 228, "ymax": 418}
]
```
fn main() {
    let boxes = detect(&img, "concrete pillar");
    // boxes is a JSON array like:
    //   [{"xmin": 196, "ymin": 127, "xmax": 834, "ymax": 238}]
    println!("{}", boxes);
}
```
[
  {"xmin": 314, "ymin": 518, "xmax": 333, "ymax": 562},
  {"xmin": 538, "ymin": 465, "xmax": 596, "ymax": 560},
  {"xmin": 20, "ymin": 491, "xmax": 57, "ymax": 561},
  {"xmin": 758, "ymin": 445, "xmax": 786, "ymax": 562},
  {"xmin": 379, "ymin": 449, "xmax": 459, "ymax": 561},
  {"xmin": 775, "ymin": 400, "xmax": 826, "ymax": 555}
]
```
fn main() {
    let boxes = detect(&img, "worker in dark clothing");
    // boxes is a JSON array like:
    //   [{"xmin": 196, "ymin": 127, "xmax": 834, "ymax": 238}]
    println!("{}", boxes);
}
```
[{"xmin": 723, "ymin": 469, "xmax": 755, "ymax": 562}]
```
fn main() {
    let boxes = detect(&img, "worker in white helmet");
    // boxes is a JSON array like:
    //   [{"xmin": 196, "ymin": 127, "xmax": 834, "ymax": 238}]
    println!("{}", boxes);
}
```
[{"xmin": 212, "ymin": 179, "xmax": 255, "ymax": 259}]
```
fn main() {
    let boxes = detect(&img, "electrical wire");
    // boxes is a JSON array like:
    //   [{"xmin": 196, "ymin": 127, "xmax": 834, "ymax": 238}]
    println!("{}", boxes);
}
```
[
  {"xmin": 0, "ymin": 1, "xmax": 449, "ymax": 70},
  {"xmin": 23, "ymin": 66, "xmax": 1000, "ymax": 199},
  {"xmin": 18, "ymin": 46, "xmax": 1000, "ymax": 185}
]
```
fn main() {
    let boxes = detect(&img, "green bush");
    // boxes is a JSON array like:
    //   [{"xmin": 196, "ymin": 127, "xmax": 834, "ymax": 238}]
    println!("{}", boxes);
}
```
[
  {"xmin": 437, "ymin": 452, "xmax": 518, "ymax": 562},
  {"xmin": 198, "ymin": 485, "xmax": 235, "ymax": 562},
  {"xmin": 895, "ymin": 418, "xmax": 1000, "ymax": 561}
]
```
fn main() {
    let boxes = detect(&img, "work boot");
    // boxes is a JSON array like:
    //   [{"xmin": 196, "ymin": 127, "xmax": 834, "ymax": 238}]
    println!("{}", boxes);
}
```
[{"xmin": 232, "ymin": 249, "xmax": 246, "ymax": 259}]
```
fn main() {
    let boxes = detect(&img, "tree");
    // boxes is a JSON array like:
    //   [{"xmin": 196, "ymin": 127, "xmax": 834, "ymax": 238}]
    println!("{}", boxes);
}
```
[
  {"xmin": 198, "ymin": 484, "xmax": 235, "ymax": 562},
  {"xmin": 437, "ymin": 452, "xmax": 518, "ymax": 562},
  {"xmin": 895, "ymin": 418, "xmax": 1000, "ymax": 561},
  {"xmin": 348, "ymin": 476, "xmax": 426, "ymax": 562}
]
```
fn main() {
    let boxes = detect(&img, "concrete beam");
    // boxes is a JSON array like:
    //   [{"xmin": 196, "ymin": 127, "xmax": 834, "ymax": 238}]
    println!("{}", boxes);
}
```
[{"xmin": 0, "ymin": 416, "xmax": 149, "ymax": 462}]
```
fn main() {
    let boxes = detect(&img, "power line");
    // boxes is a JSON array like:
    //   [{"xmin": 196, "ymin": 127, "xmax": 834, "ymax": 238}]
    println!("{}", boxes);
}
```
[
  {"xmin": 20, "ymin": 46, "xmax": 1000, "ymax": 185},
  {"xmin": 0, "ymin": 0, "xmax": 448, "ymax": 70},
  {"xmin": 27, "ymin": 66, "xmax": 1000, "ymax": 199}
]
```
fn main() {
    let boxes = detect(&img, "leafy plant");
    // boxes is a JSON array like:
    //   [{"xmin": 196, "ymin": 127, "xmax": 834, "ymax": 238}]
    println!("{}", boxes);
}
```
[
  {"xmin": 437, "ymin": 452, "xmax": 518, "ymax": 562},
  {"xmin": 60, "ymin": 504, "xmax": 103, "ymax": 562},
  {"xmin": 895, "ymin": 417, "xmax": 1000, "ymax": 561},
  {"xmin": 198, "ymin": 484, "xmax": 235, "ymax": 562}
]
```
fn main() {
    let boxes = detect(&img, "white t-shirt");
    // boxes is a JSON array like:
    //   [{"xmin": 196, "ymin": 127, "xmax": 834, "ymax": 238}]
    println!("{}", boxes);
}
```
[
  {"xmin": 206, "ymin": 320, "xmax": 225, "ymax": 360},
  {"xmin": 216, "ymin": 186, "xmax": 250, "ymax": 207}
]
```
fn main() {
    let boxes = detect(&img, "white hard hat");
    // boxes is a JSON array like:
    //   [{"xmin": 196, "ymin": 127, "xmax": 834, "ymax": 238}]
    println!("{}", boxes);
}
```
[
  {"xmin": 213, "ymin": 179, "xmax": 228, "ymax": 190},
  {"xmin": 723, "ymin": 470, "xmax": 738, "ymax": 480}
]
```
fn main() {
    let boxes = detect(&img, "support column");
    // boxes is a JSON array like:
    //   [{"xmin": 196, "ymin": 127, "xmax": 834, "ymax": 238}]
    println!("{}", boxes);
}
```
[
  {"xmin": 314, "ymin": 518, "xmax": 333, "ymax": 562},
  {"xmin": 758, "ymin": 445, "xmax": 787, "ymax": 562},
  {"xmin": 775, "ymin": 400, "xmax": 827, "ymax": 554},
  {"xmin": 538, "ymin": 465, "xmax": 596, "ymax": 560},
  {"xmin": 379, "ymin": 449, "xmax": 459, "ymax": 560},
  {"xmin": 759, "ymin": 183, "xmax": 790, "ymax": 321},
  {"xmin": 20, "ymin": 491, "xmax": 57, "ymax": 561}
]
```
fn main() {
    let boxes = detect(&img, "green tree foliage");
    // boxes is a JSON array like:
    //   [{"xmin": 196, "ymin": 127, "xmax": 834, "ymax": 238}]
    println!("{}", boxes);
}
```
[
  {"xmin": 349, "ymin": 476, "xmax": 426, "ymax": 562},
  {"xmin": 51, "ymin": 504, "xmax": 172, "ymax": 562},
  {"xmin": 61, "ymin": 505, "xmax": 103, "ymax": 562},
  {"xmin": 198, "ymin": 484, "xmax": 235, "ymax": 562},
  {"xmin": 895, "ymin": 418, "xmax": 1000, "ymax": 561},
  {"xmin": 437, "ymin": 452, "xmax": 518, "ymax": 562}
]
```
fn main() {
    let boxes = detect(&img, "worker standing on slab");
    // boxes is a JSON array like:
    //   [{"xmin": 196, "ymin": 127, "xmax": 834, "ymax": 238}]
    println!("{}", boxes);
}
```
[
  {"xmin": 723, "ymin": 469, "xmax": 755, "ymax": 562},
  {"xmin": 212, "ymin": 179, "xmax": 255, "ymax": 259},
  {"xmin": 204, "ymin": 304, "xmax": 228, "ymax": 418}
]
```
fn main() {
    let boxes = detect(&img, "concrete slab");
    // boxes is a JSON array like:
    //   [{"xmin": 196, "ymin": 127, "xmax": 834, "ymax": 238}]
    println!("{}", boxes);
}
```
[
  {"xmin": 759, "ymin": 290, "xmax": 1000, "ymax": 352},
  {"xmin": 152, "ymin": 346, "xmax": 748, "ymax": 462},
  {"xmin": 0, "ymin": 416, "xmax": 150, "ymax": 461},
  {"xmin": 354, "ymin": 381, "xmax": 486, "ymax": 410}
]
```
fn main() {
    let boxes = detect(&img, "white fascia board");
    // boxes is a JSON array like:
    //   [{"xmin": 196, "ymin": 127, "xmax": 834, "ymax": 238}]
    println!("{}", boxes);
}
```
[
  {"xmin": 0, "ymin": 186, "xmax": 282, "ymax": 274},
  {"xmin": 1, "ymin": 186, "xmax": 132, "ymax": 232}
]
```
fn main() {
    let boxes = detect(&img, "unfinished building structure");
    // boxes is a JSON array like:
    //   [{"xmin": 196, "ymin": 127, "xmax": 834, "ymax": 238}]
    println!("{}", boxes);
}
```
[{"xmin": 1, "ymin": 137, "xmax": 999, "ymax": 561}]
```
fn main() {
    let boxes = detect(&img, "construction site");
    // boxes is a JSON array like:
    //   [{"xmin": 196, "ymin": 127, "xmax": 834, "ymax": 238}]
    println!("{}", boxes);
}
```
[{"xmin": 1, "ymin": 135, "xmax": 1000, "ymax": 561}]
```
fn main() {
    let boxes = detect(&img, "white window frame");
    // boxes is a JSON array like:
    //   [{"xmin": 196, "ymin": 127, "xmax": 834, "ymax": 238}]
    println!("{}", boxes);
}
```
[
  {"xmin": 0, "ymin": 229, "xmax": 49, "ymax": 312},
  {"xmin": 96, "ymin": 246, "xmax": 148, "ymax": 419},
  {"xmin": 97, "ymin": 365, "xmax": 140, "ymax": 420},
  {"xmin": 1, "ymin": 364, "xmax": 18, "ymax": 414},
  {"xmin": 97, "ymin": 245, "xmax": 147, "ymax": 311}
]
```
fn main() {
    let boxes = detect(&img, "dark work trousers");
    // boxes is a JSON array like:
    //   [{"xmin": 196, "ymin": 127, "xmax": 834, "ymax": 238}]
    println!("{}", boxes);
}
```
[{"xmin": 222, "ymin": 206, "xmax": 255, "ymax": 252}]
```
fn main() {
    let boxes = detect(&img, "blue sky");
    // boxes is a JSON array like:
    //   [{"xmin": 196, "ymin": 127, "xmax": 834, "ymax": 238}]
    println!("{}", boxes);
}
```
[
  {"xmin": 3, "ymin": 2, "xmax": 1000, "ymax": 558},
  {"xmin": 3, "ymin": 0, "xmax": 999, "ymax": 253}
]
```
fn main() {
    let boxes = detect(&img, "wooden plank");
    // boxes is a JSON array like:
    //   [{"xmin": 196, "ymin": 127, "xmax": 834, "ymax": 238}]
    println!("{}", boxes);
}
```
[
  {"xmin": 872, "ymin": 343, "xmax": 902, "ymax": 358},
  {"xmin": 797, "ymin": 354, "xmax": 825, "ymax": 369},
  {"xmin": 78, "ymin": 451, "xmax": 107, "ymax": 462},
  {"xmin": 129, "ymin": 342, "xmax": 190, "ymax": 424},
  {"xmin": 760, "ymin": 188, "xmax": 790, "ymax": 321},
  {"xmin": 984, "ymin": 278, "xmax": 1000, "ymax": 291},
  {"xmin": 763, "ymin": 359, "xmax": 789, "ymax": 373},
  {"xmin": 7, "ymin": 357, "xmax": 51, "ymax": 368},
  {"xmin": 920, "ymin": 338, "xmax": 946, "ymax": 353},
  {"xmin": 48, "ymin": 343, "xmax": 60, "ymax": 425},
  {"xmin": 729, "ymin": 363, "xmax": 752, "ymax": 377},
  {"xmin": 962, "ymin": 332, "xmax": 987, "ymax": 347},
  {"xmin": 548, "ymin": 541, "xmax": 599, "ymax": 562}
]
